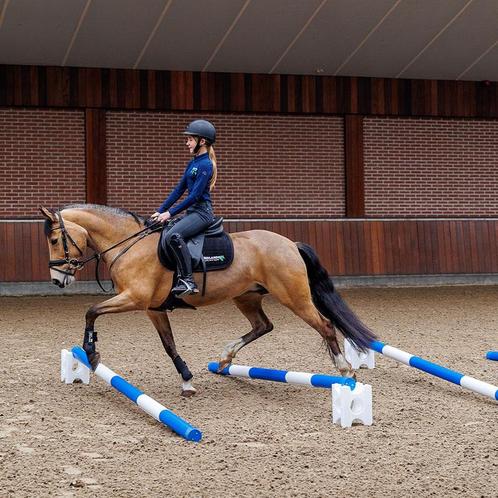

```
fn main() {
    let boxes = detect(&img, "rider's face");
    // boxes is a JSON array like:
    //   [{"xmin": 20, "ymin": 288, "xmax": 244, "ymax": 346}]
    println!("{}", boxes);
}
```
[
  {"xmin": 186, "ymin": 136, "xmax": 197, "ymax": 154},
  {"xmin": 186, "ymin": 136, "xmax": 206, "ymax": 154}
]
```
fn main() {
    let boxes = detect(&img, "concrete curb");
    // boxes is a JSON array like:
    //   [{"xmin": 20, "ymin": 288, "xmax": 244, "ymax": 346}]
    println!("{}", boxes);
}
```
[
  {"xmin": 0, "ymin": 281, "xmax": 115, "ymax": 296},
  {"xmin": 2, "ymin": 274, "xmax": 498, "ymax": 296}
]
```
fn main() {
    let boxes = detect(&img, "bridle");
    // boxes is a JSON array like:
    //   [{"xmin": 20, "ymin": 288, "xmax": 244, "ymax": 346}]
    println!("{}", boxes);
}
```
[
  {"xmin": 48, "ymin": 211, "xmax": 161, "ymax": 292},
  {"xmin": 48, "ymin": 212, "xmax": 86, "ymax": 275}
]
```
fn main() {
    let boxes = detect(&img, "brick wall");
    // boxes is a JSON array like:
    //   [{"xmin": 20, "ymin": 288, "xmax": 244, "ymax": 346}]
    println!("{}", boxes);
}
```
[
  {"xmin": 7, "ymin": 109, "xmax": 497, "ymax": 221},
  {"xmin": 364, "ymin": 117, "xmax": 498, "ymax": 217},
  {"xmin": 106, "ymin": 112, "xmax": 344, "ymax": 218},
  {"xmin": 0, "ymin": 109, "xmax": 85, "ymax": 218}
]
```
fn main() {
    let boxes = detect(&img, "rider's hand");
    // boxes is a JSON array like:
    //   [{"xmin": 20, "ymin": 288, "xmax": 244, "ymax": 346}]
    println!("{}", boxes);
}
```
[
  {"xmin": 157, "ymin": 211, "xmax": 171, "ymax": 223},
  {"xmin": 150, "ymin": 212, "xmax": 160, "ymax": 220}
]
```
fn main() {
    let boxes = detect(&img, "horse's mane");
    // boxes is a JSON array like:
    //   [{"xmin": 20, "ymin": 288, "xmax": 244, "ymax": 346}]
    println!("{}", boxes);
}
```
[{"xmin": 44, "ymin": 204, "xmax": 144, "ymax": 235}]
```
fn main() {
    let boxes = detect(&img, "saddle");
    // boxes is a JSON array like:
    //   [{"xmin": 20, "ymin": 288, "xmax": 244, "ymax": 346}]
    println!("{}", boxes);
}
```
[
  {"xmin": 157, "ymin": 216, "xmax": 233, "ymax": 272},
  {"xmin": 153, "ymin": 217, "xmax": 234, "ymax": 311}
]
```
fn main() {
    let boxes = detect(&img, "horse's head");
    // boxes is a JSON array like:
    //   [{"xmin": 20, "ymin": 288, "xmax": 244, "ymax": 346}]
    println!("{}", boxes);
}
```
[{"xmin": 40, "ymin": 206, "xmax": 89, "ymax": 288}]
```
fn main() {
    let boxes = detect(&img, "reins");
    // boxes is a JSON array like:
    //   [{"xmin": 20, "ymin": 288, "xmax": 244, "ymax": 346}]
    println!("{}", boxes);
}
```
[{"xmin": 48, "ymin": 212, "xmax": 162, "ymax": 292}]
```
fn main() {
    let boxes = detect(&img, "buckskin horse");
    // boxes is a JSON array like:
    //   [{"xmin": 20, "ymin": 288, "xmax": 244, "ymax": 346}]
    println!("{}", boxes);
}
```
[{"xmin": 40, "ymin": 204, "xmax": 376, "ymax": 396}]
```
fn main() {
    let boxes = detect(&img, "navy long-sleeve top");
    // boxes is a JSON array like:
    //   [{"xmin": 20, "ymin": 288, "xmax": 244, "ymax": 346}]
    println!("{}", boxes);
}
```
[{"xmin": 157, "ymin": 152, "xmax": 213, "ymax": 217}]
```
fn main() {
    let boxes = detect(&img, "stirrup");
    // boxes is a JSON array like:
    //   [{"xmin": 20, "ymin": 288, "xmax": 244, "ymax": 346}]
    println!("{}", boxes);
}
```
[{"xmin": 172, "ymin": 278, "xmax": 199, "ymax": 297}]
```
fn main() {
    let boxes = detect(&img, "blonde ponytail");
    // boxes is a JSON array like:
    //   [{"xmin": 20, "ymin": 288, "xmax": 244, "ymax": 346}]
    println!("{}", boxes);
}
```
[{"xmin": 208, "ymin": 145, "xmax": 217, "ymax": 191}]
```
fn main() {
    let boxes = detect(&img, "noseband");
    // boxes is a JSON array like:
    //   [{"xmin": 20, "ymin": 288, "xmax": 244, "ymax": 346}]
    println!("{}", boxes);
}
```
[{"xmin": 47, "ymin": 211, "xmax": 161, "ymax": 291}]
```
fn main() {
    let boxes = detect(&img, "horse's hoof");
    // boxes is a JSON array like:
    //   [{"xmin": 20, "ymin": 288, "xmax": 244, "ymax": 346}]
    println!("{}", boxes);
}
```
[
  {"xmin": 181, "ymin": 380, "xmax": 196, "ymax": 397},
  {"xmin": 339, "ymin": 369, "xmax": 356, "ymax": 380},
  {"xmin": 217, "ymin": 358, "xmax": 232, "ymax": 372}
]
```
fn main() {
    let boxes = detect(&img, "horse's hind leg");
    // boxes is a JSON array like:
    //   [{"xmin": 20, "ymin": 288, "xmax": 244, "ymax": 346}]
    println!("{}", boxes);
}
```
[
  {"xmin": 292, "ymin": 303, "xmax": 353, "ymax": 376},
  {"xmin": 147, "ymin": 310, "xmax": 196, "ymax": 397},
  {"xmin": 308, "ymin": 311, "xmax": 354, "ymax": 377},
  {"xmin": 218, "ymin": 292, "xmax": 274, "ymax": 370},
  {"xmin": 269, "ymin": 280, "xmax": 354, "ymax": 377}
]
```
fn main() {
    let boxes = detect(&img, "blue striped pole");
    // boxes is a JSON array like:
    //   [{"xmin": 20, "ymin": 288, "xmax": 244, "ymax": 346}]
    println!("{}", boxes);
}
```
[
  {"xmin": 370, "ymin": 341, "xmax": 498, "ymax": 402},
  {"xmin": 71, "ymin": 346, "xmax": 202, "ymax": 442},
  {"xmin": 486, "ymin": 351, "xmax": 498, "ymax": 361},
  {"xmin": 208, "ymin": 362, "xmax": 356, "ymax": 389}
]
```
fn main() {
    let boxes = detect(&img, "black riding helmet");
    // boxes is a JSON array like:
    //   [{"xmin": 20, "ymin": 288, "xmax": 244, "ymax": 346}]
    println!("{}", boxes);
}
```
[{"xmin": 183, "ymin": 120, "xmax": 216, "ymax": 149}]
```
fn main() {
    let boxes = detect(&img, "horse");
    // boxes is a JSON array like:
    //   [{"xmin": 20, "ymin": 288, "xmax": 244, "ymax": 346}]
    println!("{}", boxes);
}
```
[{"xmin": 40, "ymin": 204, "xmax": 376, "ymax": 396}]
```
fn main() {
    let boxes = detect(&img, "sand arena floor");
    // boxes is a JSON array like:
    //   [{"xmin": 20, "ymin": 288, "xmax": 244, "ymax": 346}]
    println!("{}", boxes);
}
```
[{"xmin": 1, "ymin": 286, "xmax": 498, "ymax": 497}]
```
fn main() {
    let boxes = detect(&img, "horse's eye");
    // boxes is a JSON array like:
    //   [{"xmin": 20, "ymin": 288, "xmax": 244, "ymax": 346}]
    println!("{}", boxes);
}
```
[{"xmin": 50, "ymin": 239, "xmax": 58, "ymax": 245}]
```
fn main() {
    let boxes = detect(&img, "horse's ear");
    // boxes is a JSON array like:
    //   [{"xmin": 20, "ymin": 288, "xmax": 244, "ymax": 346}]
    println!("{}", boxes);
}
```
[{"xmin": 39, "ymin": 206, "xmax": 56, "ymax": 221}]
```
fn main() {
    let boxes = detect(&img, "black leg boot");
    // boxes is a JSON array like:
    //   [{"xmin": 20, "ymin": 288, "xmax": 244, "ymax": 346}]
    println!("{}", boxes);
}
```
[{"xmin": 169, "ymin": 233, "xmax": 199, "ymax": 296}]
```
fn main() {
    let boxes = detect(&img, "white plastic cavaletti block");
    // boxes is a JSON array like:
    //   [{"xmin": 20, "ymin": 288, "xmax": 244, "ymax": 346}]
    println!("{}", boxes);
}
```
[
  {"xmin": 60, "ymin": 349, "xmax": 90, "ymax": 384},
  {"xmin": 344, "ymin": 339, "xmax": 375, "ymax": 369},
  {"xmin": 332, "ymin": 382, "xmax": 373, "ymax": 428}
]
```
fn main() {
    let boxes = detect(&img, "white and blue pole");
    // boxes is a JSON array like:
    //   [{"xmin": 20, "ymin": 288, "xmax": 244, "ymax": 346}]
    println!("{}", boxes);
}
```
[
  {"xmin": 71, "ymin": 346, "xmax": 202, "ymax": 442},
  {"xmin": 370, "ymin": 341, "xmax": 498, "ymax": 402},
  {"xmin": 486, "ymin": 351, "xmax": 498, "ymax": 361},
  {"xmin": 208, "ymin": 362, "xmax": 356, "ymax": 389}
]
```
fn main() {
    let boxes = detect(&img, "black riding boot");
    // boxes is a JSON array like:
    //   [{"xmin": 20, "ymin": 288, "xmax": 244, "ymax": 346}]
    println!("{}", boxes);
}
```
[{"xmin": 169, "ymin": 234, "xmax": 199, "ymax": 296}]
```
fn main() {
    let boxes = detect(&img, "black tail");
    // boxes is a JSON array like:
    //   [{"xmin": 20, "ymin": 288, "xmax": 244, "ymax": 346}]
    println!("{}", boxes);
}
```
[{"xmin": 297, "ymin": 242, "xmax": 377, "ymax": 352}]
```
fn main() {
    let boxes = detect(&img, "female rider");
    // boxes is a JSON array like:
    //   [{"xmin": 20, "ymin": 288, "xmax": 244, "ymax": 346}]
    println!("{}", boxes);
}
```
[{"xmin": 151, "ymin": 119, "xmax": 217, "ymax": 296}]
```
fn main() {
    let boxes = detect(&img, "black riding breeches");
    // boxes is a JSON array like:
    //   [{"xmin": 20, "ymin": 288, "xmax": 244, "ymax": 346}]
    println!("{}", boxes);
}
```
[{"xmin": 160, "ymin": 209, "xmax": 213, "ymax": 256}]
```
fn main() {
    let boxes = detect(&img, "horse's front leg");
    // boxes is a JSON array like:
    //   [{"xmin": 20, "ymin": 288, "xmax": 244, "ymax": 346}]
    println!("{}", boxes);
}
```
[
  {"xmin": 146, "ymin": 309, "xmax": 196, "ymax": 397},
  {"xmin": 84, "ymin": 291, "xmax": 139, "ymax": 369}
]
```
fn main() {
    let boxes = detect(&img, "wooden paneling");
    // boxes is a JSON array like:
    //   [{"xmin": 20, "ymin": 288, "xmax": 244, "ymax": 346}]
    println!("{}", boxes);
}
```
[
  {"xmin": 0, "ymin": 222, "xmax": 108, "ymax": 282},
  {"xmin": 2, "ymin": 220, "xmax": 496, "ymax": 283},
  {"xmin": 85, "ymin": 109, "xmax": 107, "ymax": 205},
  {"xmin": 2, "ymin": 65, "xmax": 498, "ymax": 118},
  {"xmin": 344, "ymin": 115, "xmax": 365, "ymax": 217},
  {"xmin": 224, "ymin": 219, "xmax": 498, "ymax": 276}
]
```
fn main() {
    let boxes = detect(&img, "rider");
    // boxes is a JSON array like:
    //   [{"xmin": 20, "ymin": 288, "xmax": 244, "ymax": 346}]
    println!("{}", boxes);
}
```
[{"xmin": 151, "ymin": 119, "xmax": 217, "ymax": 297}]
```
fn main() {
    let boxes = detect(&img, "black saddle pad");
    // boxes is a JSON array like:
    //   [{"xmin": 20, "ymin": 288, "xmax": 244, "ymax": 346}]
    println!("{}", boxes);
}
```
[{"xmin": 158, "ymin": 232, "xmax": 234, "ymax": 272}]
